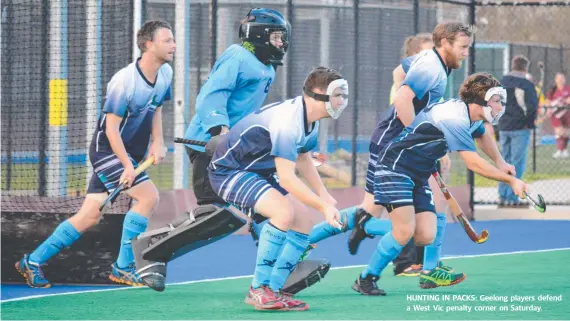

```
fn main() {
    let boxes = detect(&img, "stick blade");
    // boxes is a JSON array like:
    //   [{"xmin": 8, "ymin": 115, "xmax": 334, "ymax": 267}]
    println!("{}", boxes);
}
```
[
  {"xmin": 537, "ymin": 194, "xmax": 546, "ymax": 213},
  {"xmin": 475, "ymin": 230, "xmax": 489, "ymax": 244}
]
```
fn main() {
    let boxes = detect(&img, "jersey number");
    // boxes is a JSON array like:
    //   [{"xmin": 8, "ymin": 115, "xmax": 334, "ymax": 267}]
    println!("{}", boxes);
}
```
[{"xmin": 264, "ymin": 79, "xmax": 273, "ymax": 93}]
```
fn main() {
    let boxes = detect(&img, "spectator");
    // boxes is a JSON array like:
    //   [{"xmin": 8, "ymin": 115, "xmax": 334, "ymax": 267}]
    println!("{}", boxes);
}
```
[
  {"xmin": 498, "ymin": 55, "xmax": 538, "ymax": 208},
  {"xmin": 545, "ymin": 72, "xmax": 570, "ymax": 158}
]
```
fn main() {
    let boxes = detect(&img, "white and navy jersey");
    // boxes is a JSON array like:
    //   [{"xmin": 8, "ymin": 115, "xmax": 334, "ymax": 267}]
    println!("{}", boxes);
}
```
[
  {"xmin": 209, "ymin": 96, "xmax": 319, "ymax": 176},
  {"xmin": 91, "ymin": 59, "xmax": 173, "ymax": 157},
  {"xmin": 378, "ymin": 99, "xmax": 485, "ymax": 180},
  {"xmin": 371, "ymin": 48, "xmax": 451, "ymax": 149}
]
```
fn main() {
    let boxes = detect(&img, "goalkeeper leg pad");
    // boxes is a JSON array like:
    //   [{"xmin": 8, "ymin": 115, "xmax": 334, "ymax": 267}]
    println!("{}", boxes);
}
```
[
  {"xmin": 132, "ymin": 204, "xmax": 246, "ymax": 292},
  {"xmin": 282, "ymin": 258, "xmax": 331, "ymax": 295}
]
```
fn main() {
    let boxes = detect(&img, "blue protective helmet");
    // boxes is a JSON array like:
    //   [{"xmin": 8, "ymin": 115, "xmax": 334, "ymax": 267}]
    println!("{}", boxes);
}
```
[{"xmin": 239, "ymin": 8, "xmax": 291, "ymax": 65}]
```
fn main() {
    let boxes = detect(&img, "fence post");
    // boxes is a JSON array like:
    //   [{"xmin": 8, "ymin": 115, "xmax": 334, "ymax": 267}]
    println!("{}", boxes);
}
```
[
  {"xmin": 4, "ymin": 2, "xmax": 13, "ymax": 191},
  {"xmin": 174, "ymin": 0, "xmax": 191, "ymax": 190},
  {"xmin": 351, "ymin": 0, "xmax": 359, "ymax": 187},
  {"xmin": 85, "ymin": 0, "xmax": 102, "ymax": 190},
  {"xmin": 210, "ymin": 0, "xmax": 217, "ymax": 68},
  {"xmin": 46, "ymin": 0, "xmax": 69, "ymax": 197},
  {"xmin": 467, "ymin": 0, "xmax": 476, "ymax": 211},
  {"xmin": 38, "ymin": 0, "xmax": 49, "ymax": 196},
  {"xmin": 286, "ymin": 0, "xmax": 293, "ymax": 99},
  {"xmin": 413, "ymin": 0, "xmax": 419, "ymax": 34}
]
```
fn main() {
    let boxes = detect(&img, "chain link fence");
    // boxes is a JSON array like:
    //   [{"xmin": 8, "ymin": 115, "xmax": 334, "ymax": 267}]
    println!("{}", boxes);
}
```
[
  {"xmin": 471, "ymin": 1, "xmax": 570, "ymax": 205},
  {"xmin": 2, "ymin": 0, "xmax": 569, "ymax": 216}
]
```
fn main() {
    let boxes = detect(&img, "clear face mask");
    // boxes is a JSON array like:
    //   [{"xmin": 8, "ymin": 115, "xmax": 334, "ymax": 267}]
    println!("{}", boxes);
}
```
[
  {"xmin": 483, "ymin": 87, "xmax": 507, "ymax": 125},
  {"xmin": 303, "ymin": 79, "xmax": 349, "ymax": 119}
]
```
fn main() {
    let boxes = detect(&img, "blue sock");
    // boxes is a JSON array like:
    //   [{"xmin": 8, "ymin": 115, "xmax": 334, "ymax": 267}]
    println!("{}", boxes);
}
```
[
  {"xmin": 116, "ymin": 210, "xmax": 148, "ymax": 268},
  {"xmin": 423, "ymin": 212, "xmax": 447, "ymax": 270},
  {"xmin": 270, "ymin": 230, "xmax": 310, "ymax": 291},
  {"xmin": 29, "ymin": 220, "xmax": 80, "ymax": 264},
  {"xmin": 252, "ymin": 222, "xmax": 287, "ymax": 289},
  {"xmin": 361, "ymin": 232, "xmax": 404, "ymax": 278},
  {"xmin": 309, "ymin": 206, "xmax": 357, "ymax": 243},
  {"xmin": 363, "ymin": 218, "xmax": 392, "ymax": 236}
]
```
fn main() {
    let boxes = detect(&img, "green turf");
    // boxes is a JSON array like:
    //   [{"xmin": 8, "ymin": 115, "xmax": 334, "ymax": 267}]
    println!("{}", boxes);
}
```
[{"xmin": 3, "ymin": 250, "xmax": 569, "ymax": 320}]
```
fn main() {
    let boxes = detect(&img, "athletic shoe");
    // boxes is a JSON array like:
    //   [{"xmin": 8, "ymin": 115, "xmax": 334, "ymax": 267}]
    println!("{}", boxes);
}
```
[
  {"xmin": 299, "ymin": 244, "xmax": 316, "ymax": 261},
  {"xmin": 276, "ymin": 291, "xmax": 309, "ymax": 311},
  {"xmin": 15, "ymin": 254, "xmax": 51, "ymax": 288},
  {"xmin": 351, "ymin": 274, "xmax": 386, "ymax": 296},
  {"xmin": 347, "ymin": 209, "xmax": 374, "ymax": 255},
  {"xmin": 396, "ymin": 264, "xmax": 423, "ymax": 277},
  {"xmin": 419, "ymin": 267, "xmax": 466, "ymax": 289},
  {"xmin": 109, "ymin": 262, "xmax": 144, "ymax": 286},
  {"xmin": 245, "ymin": 286, "xmax": 287, "ymax": 310}
]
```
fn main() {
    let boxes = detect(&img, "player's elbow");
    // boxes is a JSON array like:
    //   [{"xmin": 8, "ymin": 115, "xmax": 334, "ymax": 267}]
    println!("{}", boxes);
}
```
[
  {"xmin": 105, "ymin": 127, "xmax": 121, "ymax": 142},
  {"xmin": 463, "ymin": 157, "xmax": 480, "ymax": 173},
  {"xmin": 277, "ymin": 174, "xmax": 297, "ymax": 192}
]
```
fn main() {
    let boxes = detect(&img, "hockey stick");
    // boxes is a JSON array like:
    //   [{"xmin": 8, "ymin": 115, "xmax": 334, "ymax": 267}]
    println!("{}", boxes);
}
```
[
  {"xmin": 173, "ymin": 137, "xmax": 327, "ymax": 167},
  {"xmin": 504, "ymin": 171, "xmax": 546, "ymax": 213},
  {"xmin": 173, "ymin": 137, "xmax": 207, "ymax": 147},
  {"xmin": 99, "ymin": 155, "xmax": 156, "ymax": 212},
  {"xmin": 524, "ymin": 192, "xmax": 547, "ymax": 213},
  {"xmin": 432, "ymin": 171, "xmax": 489, "ymax": 244}
]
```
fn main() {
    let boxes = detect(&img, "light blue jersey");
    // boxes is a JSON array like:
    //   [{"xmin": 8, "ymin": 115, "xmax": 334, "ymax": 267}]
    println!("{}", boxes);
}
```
[
  {"xmin": 91, "ymin": 59, "xmax": 173, "ymax": 157},
  {"xmin": 209, "ymin": 96, "xmax": 319, "ymax": 177},
  {"xmin": 379, "ymin": 99, "xmax": 485, "ymax": 180},
  {"xmin": 185, "ymin": 44, "xmax": 276, "ymax": 152},
  {"xmin": 400, "ymin": 48, "xmax": 451, "ymax": 113}
]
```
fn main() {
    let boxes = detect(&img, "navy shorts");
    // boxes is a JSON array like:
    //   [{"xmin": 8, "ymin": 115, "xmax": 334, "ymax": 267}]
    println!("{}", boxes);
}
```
[
  {"xmin": 87, "ymin": 150, "xmax": 150, "ymax": 194},
  {"xmin": 365, "ymin": 114, "xmax": 404, "ymax": 193},
  {"xmin": 208, "ymin": 168, "xmax": 288, "ymax": 216},
  {"xmin": 373, "ymin": 165, "xmax": 435, "ymax": 214}
]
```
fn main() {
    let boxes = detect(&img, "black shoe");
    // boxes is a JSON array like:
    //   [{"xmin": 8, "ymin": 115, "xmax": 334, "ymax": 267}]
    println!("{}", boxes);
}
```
[
  {"xmin": 348, "ymin": 208, "xmax": 374, "ymax": 255},
  {"xmin": 351, "ymin": 274, "xmax": 386, "ymax": 296}
]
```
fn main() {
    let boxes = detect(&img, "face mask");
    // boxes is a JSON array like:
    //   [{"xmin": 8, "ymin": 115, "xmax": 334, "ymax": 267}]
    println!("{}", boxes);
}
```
[
  {"xmin": 303, "ymin": 79, "xmax": 349, "ymax": 119},
  {"xmin": 483, "ymin": 105, "xmax": 504, "ymax": 125},
  {"xmin": 483, "ymin": 87, "xmax": 507, "ymax": 125}
]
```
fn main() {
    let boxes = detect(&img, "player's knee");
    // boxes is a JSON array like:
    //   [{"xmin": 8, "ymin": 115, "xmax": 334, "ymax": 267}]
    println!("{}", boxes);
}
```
[
  {"xmin": 392, "ymin": 223, "xmax": 415, "ymax": 244},
  {"xmin": 78, "ymin": 193, "xmax": 107, "ymax": 227},
  {"xmin": 74, "ymin": 208, "xmax": 103, "ymax": 229},
  {"xmin": 414, "ymin": 229, "xmax": 436, "ymax": 246},
  {"xmin": 270, "ymin": 201, "xmax": 295, "ymax": 227},
  {"xmin": 136, "ymin": 185, "xmax": 160, "ymax": 212}
]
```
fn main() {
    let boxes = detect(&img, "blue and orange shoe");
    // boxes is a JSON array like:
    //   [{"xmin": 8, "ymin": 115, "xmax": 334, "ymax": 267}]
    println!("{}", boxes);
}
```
[
  {"xmin": 109, "ymin": 262, "xmax": 144, "ymax": 286},
  {"xmin": 15, "ymin": 254, "xmax": 51, "ymax": 288}
]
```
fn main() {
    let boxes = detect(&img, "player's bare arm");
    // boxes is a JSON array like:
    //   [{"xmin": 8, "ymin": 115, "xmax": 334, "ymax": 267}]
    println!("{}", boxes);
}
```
[
  {"xmin": 296, "ymin": 152, "xmax": 336, "ymax": 205},
  {"xmin": 458, "ymin": 150, "xmax": 527, "ymax": 197},
  {"xmin": 474, "ymin": 130, "xmax": 516, "ymax": 175},
  {"xmin": 275, "ymin": 156, "xmax": 341, "ymax": 228},
  {"xmin": 105, "ymin": 113, "xmax": 136, "ymax": 187},
  {"xmin": 393, "ymin": 85, "xmax": 416, "ymax": 126},
  {"xmin": 149, "ymin": 106, "xmax": 166, "ymax": 165}
]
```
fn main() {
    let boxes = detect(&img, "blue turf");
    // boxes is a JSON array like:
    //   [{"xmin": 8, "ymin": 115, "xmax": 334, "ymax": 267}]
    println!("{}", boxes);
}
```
[{"xmin": 3, "ymin": 220, "xmax": 570, "ymax": 301}]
